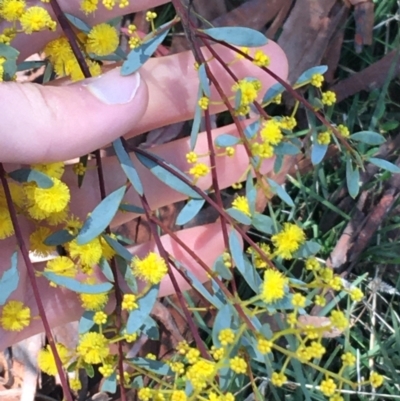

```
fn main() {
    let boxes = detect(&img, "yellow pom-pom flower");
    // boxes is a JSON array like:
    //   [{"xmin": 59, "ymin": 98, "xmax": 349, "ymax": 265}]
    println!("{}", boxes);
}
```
[
  {"xmin": 369, "ymin": 371, "xmax": 384, "ymax": 388},
  {"xmin": 121, "ymin": 293, "xmax": 138, "ymax": 311},
  {"xmin": 252, "ymin": 49, "xmax": 270, "ymax": 67},
  {"xmin": 80, "ymin": 0, "xmax": 99, "ymax": 14},
  {"xmin": 32, "ymin": 162, "xmax": 65, "ymax": 180},
  {"xmin": 0, "ymin": 206, "xmax": 14, "ymax": 239},
  {"xmin": 77, "ymin": 332, "xmax": 110, "ymax": 364},
  {"xmin": 261, "ymin": 269, "xmax": 288, "ymax": 304},
  {"xmin": 231, "ymin": 196, "xmax": 251, "ymax": 216},
  {"xmin": 31, "ymin": 178, "xmax": 70, "ymax": 214},
  {"xmin": 320, "ymin": 378, "xmax": 337, "ymax": 396},
  {"xmin": 272, "ymin": 223, "xmax": 306, "ymax": 259},
  {"xmin": 37, "ymin": 343, "xmax": 70, "ymax": 376},
  {"xmin": 341, "ymin": 352, "xmax": 356, "ymax": 367},
  {"xmin": 229, "ymin": 356, "xmax": 247, "ymax": 374},
  {"xmin": 189, "ymin": 163, "xmax": 210, "ymax": 179},
  {"xmin": 271, "ymin": 371, "xmax": 286, "ymax": 387},
  {"xmin": 86, "ymin": 23, "xmax": 119, "ymax": 56},
  {"xmin": 131, "ymin": 252, "xmax": 168, "ymax": 285},
  {"xmin": 68, "ymin": 237, "xmax": 103, "ymax": 267},
  {"xmin": 317, "ymin": 131, "xmax": 331, "ymax": 145},
  {"xmin": 0, "ymin": 300, "xmax": 31, "ymax": 331},
  {"xmin": 310, "ymin": 73, "xmax": 324, "ymax": 88},
  {"xmin": 20, "ymin": 6, "xmax": 56, "ymax": 34},
  {"xmin": 321, "ymin": 91, "xmax": 336, "ymax": 106},
  {"xmin": 29, "ymin": 226, "xmax": 55, "ymax": 257},
  {"xmin": 218, "ymin": 328, "xmax": 235, "ymax": 346},
  {"xmin": 0, "ymin": 0, "xmax": 25, "ymax": 22}
]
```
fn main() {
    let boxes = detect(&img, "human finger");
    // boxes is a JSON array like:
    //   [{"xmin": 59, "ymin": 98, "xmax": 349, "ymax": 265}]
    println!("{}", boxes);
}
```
[{"xmin": 0, "ymin": 222, "xmax": 227, "ymax": 351}]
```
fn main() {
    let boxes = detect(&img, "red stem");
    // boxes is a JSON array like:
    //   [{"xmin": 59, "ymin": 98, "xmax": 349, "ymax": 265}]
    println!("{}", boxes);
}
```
[
  {"xmin": 0, "ymin": 164, "xmax": 73, "ymax": 401},
  {"xmin": 139, "ymin": 195, "xmax": 210, "ymax": 358}
]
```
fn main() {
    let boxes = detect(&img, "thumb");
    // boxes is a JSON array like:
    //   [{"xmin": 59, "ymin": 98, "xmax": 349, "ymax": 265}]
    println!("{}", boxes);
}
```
[{"xmin": 0, "ymin": 68, "xmax": 148, "ymax": 164}]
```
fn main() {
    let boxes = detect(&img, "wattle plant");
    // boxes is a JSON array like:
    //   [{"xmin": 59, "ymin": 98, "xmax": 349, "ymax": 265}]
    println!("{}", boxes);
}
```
[{"xmin": 0, "ymin": 1, "xmax": 393, "ymax": 400}]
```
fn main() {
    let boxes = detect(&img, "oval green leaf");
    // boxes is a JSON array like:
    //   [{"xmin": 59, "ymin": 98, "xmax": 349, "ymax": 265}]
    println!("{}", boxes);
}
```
[
  {"xmin": 77, "ymin": 185, "xmax": 126, "ymax": 245},
  {"xmin": 121, "ymin": 24, "xmax": 170, "ymax": 76},
  {"xmin": 43, "ymin": 272, "xmax": 113, "ymax": 293},
  {"xmin": 113, "ymin": 138, "xmax": 143, "ymax": 195},
  {"xmin": 8, "ymin": 168, "xmax": 53, "ymax": 188},
  {"xmin": 346, "ymin": 158, "xmax": 360, "ymax": 198},
  {"xmin": 126, "ymin": 285, "xmax": 159, "ymax": 334},
  {"xmin": 204, "ymin": 27, "xmax": 268, "ymax": 47},
  {"xmin": 369, "ymin": 157, "xmax": 400, "ymax": 173},
  {"xmin": 214, "ymin": 134, "xmax": 240, "ymax": 148},
  {"xmin": 267, "ymin": 178, "xmax": 294, "ymax": 207},
  {"xmin": 311, "ymin": 143, "xmax": 328, "ymax": 165},
  {"xmin": 295, "ymin": 65, "xmax": 328, "ymax": 86},
  {"xmin": 262, "ymin": 82, "xmax": 285, "ymax": 103},
  {"xmin": 176, "ymin": 198, "xmax": 205, "ymax": 226},
  {"xmin": 0, "ymin": 252, "xmax": 19, "ymax": 305},
  {"xmin": 226, "ymin": 208, "xmax": 252, "ymax": 225},
  {"xmin": 135, "ymin": 151, "xmax": 202, "ymax": 199},
  {"xmin": 350, "ymin": 131, "xmax": 386, "ymax": 145}
]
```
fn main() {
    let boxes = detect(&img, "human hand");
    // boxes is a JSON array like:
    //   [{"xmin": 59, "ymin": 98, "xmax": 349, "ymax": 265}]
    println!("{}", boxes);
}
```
[{"xmin": 0, "ymin": 0, "xmax": 288, "ymax": 350}]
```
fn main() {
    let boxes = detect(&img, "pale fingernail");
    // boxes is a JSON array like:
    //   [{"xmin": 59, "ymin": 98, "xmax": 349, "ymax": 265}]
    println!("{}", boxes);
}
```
[{"xmin": 84, "ymin": 68, "xmax": 141, "ymax": 105}]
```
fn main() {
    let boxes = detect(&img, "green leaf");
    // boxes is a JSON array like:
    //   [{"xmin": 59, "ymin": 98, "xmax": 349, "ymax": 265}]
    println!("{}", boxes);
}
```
[
  {"xmin": 64, "ymin": 12, "xmax": 91, "ymax": 32},
  {"xmin": 212, "ymin": 256, "xmax": 233, "ymax": 280},
  {"xmin": 190, "ymin": 86, "xmax": 203, "ymax": 150},
  {"xmin": 141, "ymin": 316, "xmax": 159, "ymax": 340},
  {"xmin": 295, "ymin": 65, "xmax": 328, "ymax": 86},
  {"xmin": 0, "ymin": 44, "xmax": 19, "ymax": 81},
  {"xmin": 121, "ymin": 23, "xmax": 170, "ymax": 75},
  {"xmin": 251, "ymin": 213, "xmax": 274, "ymax": 234},
  {"xmin": 267, "ymin": 178, "xmax": 294, "ymax": 207},
  {"xmin": 101, "ymin": 372, "xmax": 117, "ymax": 393},
  {"xmin": 0, "ymin": 43, "xmax": 19, "ymax": 59},
  {"xmin": 17, "ymin": 60, "xmax": 46, "ymax": 71},
  {"xmin": 44, "ymin": 229, "xmax": 75, "ymax": 246},
  {"xmin": 129, "ymin": 357, "xmax": 173, "ymax": 376},
  {"xmin": 198, "ymin": 63, "xmax": 210, "ymax": 97},
  {"xmin": 8, "ymin": 168, "xmax": 53, "ymax": 188},
  {"xmin": 204, "ymin": 27, "xmax": 268, "ymax": 47},
  {"xmin": 43, "ymin": 273, "xmax": 113, "ymax": 293},
  {"xmin": 212, "ymin": 304, "xmax": 233, "ymax": 348},
  {"xmin": 135, "ymin": 151, "xmax": 202, "ymax": 199},
  {"xmin": 244, "ymin": 120, "xmax": 260, "ymax": 139},
  {"xmin": 119, "ymin": 203, "xmax": 144, "ymax": 214},
  {"xmin": 103, "ymin": 235, "xmax": 132, "ymax": 261},
  {"xmin": 176, "ymin": 198, "xmax": 205, "ymax": 226},
  {"xmin": 113, "ymin": 138, "xmax": 143, "ymax": 195},
  {"xmin": 369, "ymin": 157, "xmax": 400, "ymax": 173},
  {"xmin": 311, "ymin": 143, "xmax": 328, "ymax": 165},
  {"xmin": 77, "ymin": 186, "xmax": 126, "ymax": 245},
  {"xmin": 346, "ymin": 158, "xmax": 360, "ymax": 199},
  {"xmin": 350, "ymin": 131, "xmax": 386, "ymax": 145},
  {"xmin": 184, "ymin": 270, "xmax": 223, "ymax": 308},
  {"xmin": 99, "ymin": 257, "xmax": 114, "ymax": 282},
  {"xmin": 229, "ymin": 229, "xmax": 245, "ymax": 274},
  {"xmin": 126, "ymin": 286, "xmax": 159, "ymax": 334},
  {"xmin": 273, "ymin": 154, "xmax": 283, "ymax": 173},
  {"xmin": 214, "ymin": 134, "xmax": 240, "ymax": 147},
  {"xmin": 293, "ymin": 240, "xmax": 321, "ymax": 258},
  {"xmin": 274, "ymin": 142, "xmax": 301, "ymax": 156},
  {"xmin": 226, "ymin": 208, "xmax": 251, "ymax": 225},
  {"xmin": 0, "ymin": 252, "xmax": 19, "ymax": 305},
  {"xmin": 239, "ymin": 255, "xmax": 263, "ymax": 293},
  {"xmin": 79, "ymin": 311, "xmax": 95, "ymax": 334},
  {"xmin": 262, "ymin": 83, "xmax": 285, "ymax": 103}
]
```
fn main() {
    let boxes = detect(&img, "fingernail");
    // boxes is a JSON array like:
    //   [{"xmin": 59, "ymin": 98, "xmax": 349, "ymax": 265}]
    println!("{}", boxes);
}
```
[{"xmin": 84, "ymin": 68, "xmax": 141, "ymax": 105}]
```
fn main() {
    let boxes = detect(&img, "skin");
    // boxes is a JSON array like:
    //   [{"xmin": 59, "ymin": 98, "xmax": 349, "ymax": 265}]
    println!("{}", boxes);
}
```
[{"xmin": 0, "ymin": 0, "xmax": 289, "ymax": 350}]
